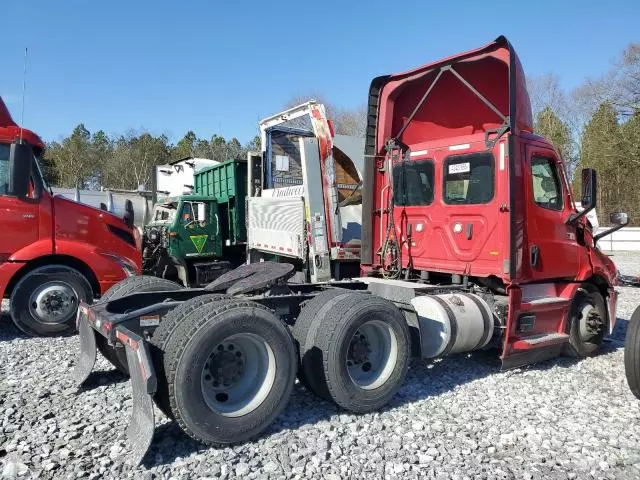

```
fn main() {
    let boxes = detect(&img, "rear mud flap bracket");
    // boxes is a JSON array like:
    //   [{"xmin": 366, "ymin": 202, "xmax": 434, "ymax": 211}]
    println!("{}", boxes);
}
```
[
  {"xmin": 118, "ymin": 327, "xmax": 157, "ymax": 466},
  {"xmin": 73, "ymin": 313, "xmax": 97, "ymax": 387}
]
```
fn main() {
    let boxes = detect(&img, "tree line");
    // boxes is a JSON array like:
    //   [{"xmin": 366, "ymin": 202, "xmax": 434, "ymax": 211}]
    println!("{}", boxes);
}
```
[
  {"xmin": 42, "ymin": 126, "xmax": 261, "ymax": 191},
  {"xmin": 42, "ymin": 43, "xmax": 639, "ymax": 225},
  {"xmin": 42, "ymin": 96, "xmax": 366, "ymax": 192}
]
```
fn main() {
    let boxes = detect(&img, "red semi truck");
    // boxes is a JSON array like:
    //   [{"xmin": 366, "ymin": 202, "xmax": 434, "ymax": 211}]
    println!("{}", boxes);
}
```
[
  {"xmin": 0, "ymin": 97, "xmax": 142, "ymax": 337},
  {"xmin": 73, "ymin": 36, "xmax": 627, "ymax": 465}
]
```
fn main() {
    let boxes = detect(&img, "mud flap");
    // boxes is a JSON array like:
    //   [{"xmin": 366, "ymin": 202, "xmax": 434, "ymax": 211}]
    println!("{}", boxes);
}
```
[
  {"xmin": 118, "ymin": 327, "xmax": 157, "ymax": 466},
  {"xmin": 73, "ymin": 312, "xmax": 97, "ymax": 387}
]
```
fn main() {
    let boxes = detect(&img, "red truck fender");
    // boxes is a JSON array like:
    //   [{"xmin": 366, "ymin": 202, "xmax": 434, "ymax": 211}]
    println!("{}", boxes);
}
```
[{"xmin": 55, "ymin": 239, "xmax": 139, "ymax": 295}]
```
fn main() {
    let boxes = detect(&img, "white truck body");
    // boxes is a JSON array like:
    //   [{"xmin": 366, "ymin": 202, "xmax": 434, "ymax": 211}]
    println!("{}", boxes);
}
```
[{"xmin": 247, "ymin": 102, "xmax": 365, "ymax": 282}]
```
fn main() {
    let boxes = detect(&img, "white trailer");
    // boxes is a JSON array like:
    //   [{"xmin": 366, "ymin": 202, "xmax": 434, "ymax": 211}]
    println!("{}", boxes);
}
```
[{"xmin": 153, "ymin": 157, "xmax": 219, "ymax": 200}]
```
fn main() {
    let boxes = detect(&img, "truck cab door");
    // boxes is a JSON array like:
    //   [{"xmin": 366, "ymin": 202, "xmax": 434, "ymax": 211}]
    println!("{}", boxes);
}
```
[
  {"xmin": 0, "ymin": 146, "xmax": 39, "ymax": 258},
  {"xmin": 178, "ymin": 201, "xmax": 221, "ymax": 258},
  {"xmin": 524, "ymin": 145, "xmax": 580, "ymax": 280}
]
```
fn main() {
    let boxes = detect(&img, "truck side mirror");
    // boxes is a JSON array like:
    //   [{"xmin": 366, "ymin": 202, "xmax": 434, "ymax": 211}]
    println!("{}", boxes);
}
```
[
  {"xmin": 124, "ymin": 199, "xmax": 135, "ymax": 229},
  {"xmin": 593, "ymin": 211, "xmax": 630, "ymax": 243},
  {"xmin": 197, "ymin": 203, "xmax": 207, "ymax": 223},
  {"xmin": 610, "ymin": 212, "xmax": 629, "ymax": 226},
  {"xmin": 8, "ymin": 141, "xmax": 33, "ymax": 198},
  {"xmin": 581, "ymin": 168, "xmax": 597, "ymax": 210}
]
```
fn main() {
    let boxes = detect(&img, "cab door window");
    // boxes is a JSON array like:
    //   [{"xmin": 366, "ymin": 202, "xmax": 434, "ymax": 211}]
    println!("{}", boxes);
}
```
[
  {"xmin": 0, "ymin": 145, "xmax": 41, "ymax": 199},
  {"xmin": 180, "ymin": 202, "xmax": 207, "ymax": 223},
  {"xmin": 531, "ymin": 157, "xmax": 563, "ymax": 211},
  {"xmin": 180, "ymin": 203, "xmax": 195, "ymax": 223},
  {"xmin": 0, "ymin": 145, "xmax": 9, "ymax": 195}
]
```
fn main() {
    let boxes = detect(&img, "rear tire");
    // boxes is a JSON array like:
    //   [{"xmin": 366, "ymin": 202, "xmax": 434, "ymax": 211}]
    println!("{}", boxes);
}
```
[
  {"xmin": 303, "ymin": 293, "xmax": 411, "ymax": 413},
  {"xmin": 564, "ymin": 284, "xmax": 606, "ymax": 358},
  {"xmin": 97, "ymin": 275, "xmax": 183, "ymax": 374},
  {"xmin": 149, "ymin": 293, "xmax": 229, "ymax": 418},
  {"xmin": 624, "ymin": 306, "xmax": 640, "ymax": 400},
  {"xmin": 292, "ymin": 288, "xmax": 352, "ymax": 392},
  {"xmin": 10, "ymin": 265, "xmax": 92, "ymax": 337},
  {"xmin": 164, "ymin": 300, "xmax": 296, "ymax": 445}
]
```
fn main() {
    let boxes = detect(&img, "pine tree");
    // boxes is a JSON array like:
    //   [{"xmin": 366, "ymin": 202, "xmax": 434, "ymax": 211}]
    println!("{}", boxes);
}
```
[
  {"xmin": 576, "ymin": 103, "xmax": 623, "ymax": 221},
  {"xmin": 534, "ymin": 106, "xmax": 572, "ymax": 171},
  {"xmin": 620, "ymin": 110, "xmax": 640, "ymax": 223}
]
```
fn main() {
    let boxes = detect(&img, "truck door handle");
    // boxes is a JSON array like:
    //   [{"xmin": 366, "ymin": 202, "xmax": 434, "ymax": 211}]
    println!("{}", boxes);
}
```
[
  {"xmin": 466, "ymin": 223, "xmax": 473, "ymax": 240},
  {"xmin": 530, "ymin": 244, "xmax": 540, "ymax": 268}
]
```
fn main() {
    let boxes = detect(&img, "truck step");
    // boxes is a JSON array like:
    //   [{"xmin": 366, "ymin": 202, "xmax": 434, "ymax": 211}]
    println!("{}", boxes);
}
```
[
  {"xmin": 521, "ymin": 296, "xmax": 570, "ymax": 312},
  {"xmin": 501, "ymin": 342, "xmax": 565, "ymax": 370},
  {"xmin": 512, "ymin": 332, "xmax": 569, "ymax": 350}
]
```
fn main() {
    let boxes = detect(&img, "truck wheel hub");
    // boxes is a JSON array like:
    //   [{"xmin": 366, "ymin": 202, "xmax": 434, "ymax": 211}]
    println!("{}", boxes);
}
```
[
  {"xmin": 206, "ymin": 347, "xmax": 245, "ymax": 387},
  {"xmin": 579, "ymin": 304, "xmax": 603, "ymax": 339},
  {"xmin": 348, "ymin": 332, "xmax": 372, "ymax": 364},
  {"xmin": 200, "ymin": 333, "xmax": 276, "ymax": 417},
  {"xmin": 346, "ymin": 321, "xmax": 399, "ymax": 390},
  {"xmin": 29, "ymin": 282, "xmax": 77, "ymax": 324}
]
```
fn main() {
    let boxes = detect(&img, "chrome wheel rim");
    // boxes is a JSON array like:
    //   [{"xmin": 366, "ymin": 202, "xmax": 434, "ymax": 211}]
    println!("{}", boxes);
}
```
[
  {"xmin": 346, "ymin": 320, "xmax": 398, "ymax": 390},
  {"xmin": 29, "ymin": 281, "xmax": 78, "ymax": 324},
  {"xmin": 200, "ymin": 333, "xmax": 276, "ymax": 417}
]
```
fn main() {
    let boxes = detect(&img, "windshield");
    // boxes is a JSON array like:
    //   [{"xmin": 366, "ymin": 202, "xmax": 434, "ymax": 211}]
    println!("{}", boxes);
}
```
[
  {"xmin": 35, "ymin": 152, "xmax": 51, "ymax": 192},
  {"xmin": 152, "ymin": 203, "xmax": 178, "ymax": 223}
]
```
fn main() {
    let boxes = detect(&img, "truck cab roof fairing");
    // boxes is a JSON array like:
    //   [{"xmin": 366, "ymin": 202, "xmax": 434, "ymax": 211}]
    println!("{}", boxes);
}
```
[
  {"xmin": 375, "ymin": 36, "xmax": 533, "ymax": 150},
  {"xmin": 0, "ymin": 97, "xmax": 45, "ymax": 149}
]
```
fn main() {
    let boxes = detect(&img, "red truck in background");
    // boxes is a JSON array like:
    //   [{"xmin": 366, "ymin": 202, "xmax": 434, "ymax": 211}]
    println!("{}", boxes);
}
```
[{"xmin": 0, "ymin": 97, "xmax": 141, "ymax": 337}]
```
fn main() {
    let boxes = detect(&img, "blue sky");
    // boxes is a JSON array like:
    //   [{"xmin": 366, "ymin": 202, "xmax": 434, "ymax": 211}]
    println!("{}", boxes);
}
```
[{"xmin": 2, "ymin": 0, "xmax": 638, "ymax": 144}]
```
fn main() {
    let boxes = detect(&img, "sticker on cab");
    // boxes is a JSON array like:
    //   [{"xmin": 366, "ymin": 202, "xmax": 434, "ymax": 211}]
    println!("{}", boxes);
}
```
[
  {"xmin": 190, "ymin": 235, "xmax": 208, "ymax": 253},
  {"xmin": 449, "ymin": 162, "xmax": 470, "ymax": 174}
]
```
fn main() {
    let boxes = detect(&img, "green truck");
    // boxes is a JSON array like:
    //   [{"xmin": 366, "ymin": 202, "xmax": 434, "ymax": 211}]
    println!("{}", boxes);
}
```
[{"xmin": 142, "ymin": 159, "xmax": 248, "ymax": 287}]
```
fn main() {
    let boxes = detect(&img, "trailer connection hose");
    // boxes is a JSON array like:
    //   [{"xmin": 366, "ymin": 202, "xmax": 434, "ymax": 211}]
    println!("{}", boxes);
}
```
[
  {"xmin": 381, "ymin": 191, "xmax": 401, "ymax": 279},
  {"xmin": 379, "ymin": 137, "xmax": 411, "ymax": 280}
]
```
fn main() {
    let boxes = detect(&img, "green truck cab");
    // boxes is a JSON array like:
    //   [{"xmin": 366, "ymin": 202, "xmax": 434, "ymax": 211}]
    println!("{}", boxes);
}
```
[{"xmin": 143, "ymin": 159, "xmax": 247, "ymax": 287}]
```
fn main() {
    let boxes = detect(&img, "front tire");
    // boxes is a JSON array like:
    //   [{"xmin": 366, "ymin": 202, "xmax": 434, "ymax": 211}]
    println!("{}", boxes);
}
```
[
  {"xmin": 164, "ymin": 300, "xmax": 296, "ymax": 445},
  {"xmin": 564, "ymin": 284, "xmax": 607, "ymax": 358},
  {"xmin": 10, "ymin": 266, "xmax": 92, "ymax": 337},
  {"xmin": 624, "ymin": 306, "xmax": 640, "ymax": 400}
]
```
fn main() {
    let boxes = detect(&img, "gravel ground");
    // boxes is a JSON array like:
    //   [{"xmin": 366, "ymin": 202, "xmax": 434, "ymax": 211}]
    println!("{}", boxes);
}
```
[{"xmin": 2, "ymin": 253, "xmax": 640, "ymax": 480}]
